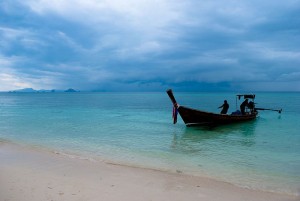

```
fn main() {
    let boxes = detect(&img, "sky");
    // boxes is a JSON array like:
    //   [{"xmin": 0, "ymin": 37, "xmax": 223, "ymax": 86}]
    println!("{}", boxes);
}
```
[{"xmin": 0, "ymin": 0, "xmax": 300, "ymax": 92}]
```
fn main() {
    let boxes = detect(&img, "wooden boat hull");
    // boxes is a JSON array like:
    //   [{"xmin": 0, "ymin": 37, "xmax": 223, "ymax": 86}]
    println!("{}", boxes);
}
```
[
  {"xmin": 166, "ymin": 89, "xmax": 258, "ymax": 127},
  {"xmin": 178, "ymin": 106, "xmax": 258, "ymax": 126}
]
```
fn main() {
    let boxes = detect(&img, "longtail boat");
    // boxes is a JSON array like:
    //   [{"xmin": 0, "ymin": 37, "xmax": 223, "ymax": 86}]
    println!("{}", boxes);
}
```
[{"xmin": 166, "ymin": 89, "xmax": 281, "ymax": 127}]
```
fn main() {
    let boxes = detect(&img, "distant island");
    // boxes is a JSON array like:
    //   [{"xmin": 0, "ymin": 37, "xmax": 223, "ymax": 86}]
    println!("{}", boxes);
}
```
[
  {"xmin": 64, "ymin": 88, "xmax": 79, "ymax": 92},
  {"xmin": 7, "ymin": 88, "xmax": 79, "ymax": 93}
]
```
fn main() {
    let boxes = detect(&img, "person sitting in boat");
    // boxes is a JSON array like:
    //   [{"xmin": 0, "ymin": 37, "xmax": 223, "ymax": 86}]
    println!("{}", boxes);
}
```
[
  {"xmin": 218, "ymin": 100, "xmax": 229, "ymax": 114},
  {"xmin": 240, "ymin": 99, "xmax": 249, "ymax": 115},
  {"xmin": 248, "ymin": 101, "xmax": 255, "ymax": 113}
]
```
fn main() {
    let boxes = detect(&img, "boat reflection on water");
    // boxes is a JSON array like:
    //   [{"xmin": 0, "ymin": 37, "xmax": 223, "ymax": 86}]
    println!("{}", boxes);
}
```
[{"xmin": 170, "ymin": 121, "xmax": 257, "ymax": 155}]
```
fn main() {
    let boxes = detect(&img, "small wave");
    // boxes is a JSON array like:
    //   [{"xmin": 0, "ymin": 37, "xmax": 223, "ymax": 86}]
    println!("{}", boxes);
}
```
[{"xmin": 50, "ymin": 150, "xmax": 100, "ymax": 163}]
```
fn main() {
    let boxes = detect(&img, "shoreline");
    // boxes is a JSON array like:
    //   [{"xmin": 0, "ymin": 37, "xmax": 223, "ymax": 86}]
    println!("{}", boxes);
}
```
[{"xmin": 0, "ymin": 141, "xmax": 298, "ymax": 201}]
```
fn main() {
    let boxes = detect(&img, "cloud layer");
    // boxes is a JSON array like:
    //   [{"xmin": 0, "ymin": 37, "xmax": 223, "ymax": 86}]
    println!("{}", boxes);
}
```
[{"xmin": 1, "ymin": 0, "xmax": 300, "ymax": 91}]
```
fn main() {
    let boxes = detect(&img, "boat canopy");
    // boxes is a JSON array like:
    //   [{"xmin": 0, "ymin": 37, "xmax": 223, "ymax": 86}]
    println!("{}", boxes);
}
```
[{"xmin": 237, "ymin": 94, "xmax": 255, "ymax": 100}]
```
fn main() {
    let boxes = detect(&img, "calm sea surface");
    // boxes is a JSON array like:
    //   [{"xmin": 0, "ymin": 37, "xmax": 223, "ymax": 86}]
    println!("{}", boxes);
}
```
[{"xmin": 0, "ymin": 92, "xmax": 299, "ymax": 195}]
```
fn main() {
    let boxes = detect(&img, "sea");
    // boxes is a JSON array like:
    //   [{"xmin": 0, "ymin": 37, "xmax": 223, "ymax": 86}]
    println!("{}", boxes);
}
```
[{"xmin": 0, "ymin": 92, "xmax": 299, "ymax": 196}]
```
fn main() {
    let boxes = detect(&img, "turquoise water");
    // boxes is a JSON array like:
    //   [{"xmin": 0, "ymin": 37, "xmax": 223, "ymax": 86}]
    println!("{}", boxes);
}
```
[{"xmin": 0, "ymin": 92, "xmax": 299, "ymax": 195}]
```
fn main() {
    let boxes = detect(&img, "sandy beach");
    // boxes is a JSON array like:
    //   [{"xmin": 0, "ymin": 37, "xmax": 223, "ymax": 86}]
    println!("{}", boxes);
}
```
[{"xmin": 0, "ymin": 142, "xmax": 298, "ymax": 201}]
